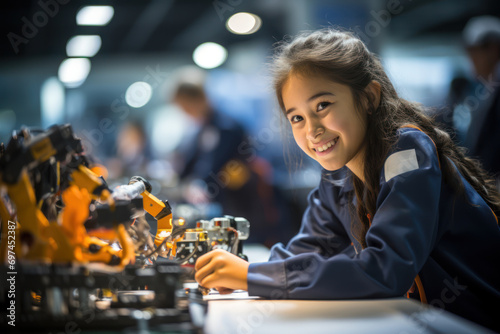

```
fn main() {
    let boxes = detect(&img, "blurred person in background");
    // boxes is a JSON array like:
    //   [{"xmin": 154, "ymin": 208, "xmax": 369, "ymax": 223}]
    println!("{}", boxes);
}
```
[
  {"xmin": 435, "ymin": 75, "xmax": 470, "ymax": 144},
  {"xmin": 460, "ymin": 16, "xmax": 500, "ymax": 186},
  {"xmin": 170, "ymin": 67, "xmax": 294, "ymax": 247},
  {"xmin": 107, "ymin": 120, "xmax": 152, "ymax": 180}
]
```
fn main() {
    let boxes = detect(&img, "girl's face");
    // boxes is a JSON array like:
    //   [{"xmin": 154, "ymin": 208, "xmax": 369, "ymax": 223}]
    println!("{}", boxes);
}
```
[{"xmin": 282, "ymin": 73, "xmax": 368, "ymax": 173}]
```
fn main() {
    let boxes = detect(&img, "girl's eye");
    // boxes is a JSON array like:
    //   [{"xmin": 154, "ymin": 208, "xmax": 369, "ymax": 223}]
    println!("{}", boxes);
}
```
[
  {"xmin": 317, "ymin": 102, "xmax": 331, "ymax": 111},
  {"xmin": 289, "ymin": 115, "xmax": 303, "ymax": 123}
]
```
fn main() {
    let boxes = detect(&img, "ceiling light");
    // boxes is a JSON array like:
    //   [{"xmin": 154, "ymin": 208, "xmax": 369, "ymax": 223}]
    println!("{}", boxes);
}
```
[
  {"xmin": 58, "ymin": 58, "xmax": 91, "ymax": 88},
  {"xmin": 76, "ymin": 6, "xmax": 114, "ymax": 26},
  {"xmin": 226, "ymin": 12, "xmax": 262, "ymax": 35},
  {"xmin": 125, "ymin": 81, "xmax": 153, "ymax": 108},
  {"xmin": 66, "ymin": 35, "xmax": 102, "ymax": 57},
  {"xmin": 193, "ymin": 42, "xmax": 227, "ymax": 69}
]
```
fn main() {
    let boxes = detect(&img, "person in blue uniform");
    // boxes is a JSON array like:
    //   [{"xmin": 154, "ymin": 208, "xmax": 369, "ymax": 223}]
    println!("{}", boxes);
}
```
[
  {"xmin": 171, "ymin": 68, "xmax": 248, "ymax": 205},
  {"xmin": 194, "ymin": 28, "xmax": 500, "ymax": 331}
]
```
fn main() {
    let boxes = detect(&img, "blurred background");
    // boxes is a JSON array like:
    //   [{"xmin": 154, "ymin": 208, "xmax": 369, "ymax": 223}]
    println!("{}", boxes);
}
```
[{"xmin": 1, "ymin": 0, "xmax": 499, "ymax": 247}]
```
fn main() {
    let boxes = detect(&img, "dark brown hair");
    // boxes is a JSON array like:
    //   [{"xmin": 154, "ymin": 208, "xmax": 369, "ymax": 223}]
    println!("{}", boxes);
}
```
[
  {"xmin": 173, "ymin": 82, "xmax": 206, "ymax": 100},
  {"xmin": 272, "ymin": 28, "xmax": 500, "ymax": 248}
]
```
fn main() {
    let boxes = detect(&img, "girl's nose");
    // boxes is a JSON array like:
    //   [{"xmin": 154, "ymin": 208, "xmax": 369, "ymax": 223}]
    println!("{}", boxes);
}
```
[{"xmin": 307, "ymin": 119, "xmax": 324, "ymax": 141}]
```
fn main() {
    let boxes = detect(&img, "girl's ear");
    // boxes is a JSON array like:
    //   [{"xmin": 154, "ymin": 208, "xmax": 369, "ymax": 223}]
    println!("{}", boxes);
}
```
[{"xmin": 365, "ymin": 80, "xmax": 381, "ymax": 113}]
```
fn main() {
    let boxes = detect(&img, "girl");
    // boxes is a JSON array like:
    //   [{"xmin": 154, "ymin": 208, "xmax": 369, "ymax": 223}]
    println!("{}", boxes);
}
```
[{"xmin": 194, "ymin": 28, "xmax": 500, "ymax": 331}]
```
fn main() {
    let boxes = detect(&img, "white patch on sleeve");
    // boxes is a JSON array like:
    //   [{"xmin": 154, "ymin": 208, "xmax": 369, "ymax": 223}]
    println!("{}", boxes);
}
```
[{"xmin": 384, "ymin": 149, "xmax": 419, "ymax": 182}]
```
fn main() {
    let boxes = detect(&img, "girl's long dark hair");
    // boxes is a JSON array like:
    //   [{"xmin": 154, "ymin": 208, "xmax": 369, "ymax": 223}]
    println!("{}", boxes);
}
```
[{"xmin": 272, "ymin": 28, "xmax": 500, "ymax": 248}]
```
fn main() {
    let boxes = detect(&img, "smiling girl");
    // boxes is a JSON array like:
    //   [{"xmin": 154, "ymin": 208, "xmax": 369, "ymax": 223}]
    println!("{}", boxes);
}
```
[{"xmin": 194, "ymin": 28, "xmax": 500, "ymax": 331}]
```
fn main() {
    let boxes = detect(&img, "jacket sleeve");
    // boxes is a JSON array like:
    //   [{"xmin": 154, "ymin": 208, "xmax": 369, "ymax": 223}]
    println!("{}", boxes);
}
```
[
  {"xmin": 267, "ymin": 177, "xmax": 354, "ymax": 263},
  {"xmin": 247, "ymin": 129, "xmax": 442, "ymax": 299}
]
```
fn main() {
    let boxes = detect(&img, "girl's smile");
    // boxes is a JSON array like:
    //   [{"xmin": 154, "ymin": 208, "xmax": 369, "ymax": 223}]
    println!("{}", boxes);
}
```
[{"xmin": 312, "ymin": 136, "xmax": 339, "ymax": 154}]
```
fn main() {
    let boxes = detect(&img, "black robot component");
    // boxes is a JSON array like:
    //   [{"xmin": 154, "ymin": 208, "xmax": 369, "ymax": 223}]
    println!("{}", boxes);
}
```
[
  {"xmin": 0, "ymin": 261, "xmax": 199, "ymax": 332},
  {"xmin": 0, "ymin": 124, "xmax": 82, "ymax": 185}
]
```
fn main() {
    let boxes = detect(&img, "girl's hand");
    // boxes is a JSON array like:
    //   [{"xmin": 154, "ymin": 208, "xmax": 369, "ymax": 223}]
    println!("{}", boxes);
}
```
[{"xmin": 194, "ymin": 249, "xmax": 249, "ymax": 293}]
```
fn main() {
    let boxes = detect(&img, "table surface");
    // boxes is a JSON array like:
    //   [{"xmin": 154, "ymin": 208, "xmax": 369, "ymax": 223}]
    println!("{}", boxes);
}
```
[{"xmin": 202, "ymin": 292, "xmax": 493, "ymax": 334}]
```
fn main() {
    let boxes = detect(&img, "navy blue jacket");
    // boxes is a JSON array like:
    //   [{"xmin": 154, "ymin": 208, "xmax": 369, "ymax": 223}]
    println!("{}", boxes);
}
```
[{"xmin": 248, "ymin": 128, "xmax": 500, "ymax": 331}]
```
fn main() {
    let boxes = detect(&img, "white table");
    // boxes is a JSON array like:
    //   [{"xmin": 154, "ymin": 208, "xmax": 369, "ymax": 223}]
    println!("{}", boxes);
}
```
[{"xmin": 202, "ymin": 292, "xmax": 493, "ymax": 334}]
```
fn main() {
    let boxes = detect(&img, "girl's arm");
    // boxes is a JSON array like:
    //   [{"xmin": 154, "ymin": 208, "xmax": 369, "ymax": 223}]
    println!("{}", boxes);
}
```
[
  {"xmin": 247, "ymin": 129, "xmax": 442, "ymax": 299},
  {"xmin": 194, "ymin": 169, "xmax": 354, "ymax": 294},
  {"xmin": 269, "ymin": 173, "xmax": 354, "ymax": 262}
]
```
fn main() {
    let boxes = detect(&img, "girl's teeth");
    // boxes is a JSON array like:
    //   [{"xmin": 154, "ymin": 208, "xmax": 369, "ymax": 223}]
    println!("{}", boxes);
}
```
[{"xmin": 316, "ymin": 138, "xmax": 338, "ymax": 152}]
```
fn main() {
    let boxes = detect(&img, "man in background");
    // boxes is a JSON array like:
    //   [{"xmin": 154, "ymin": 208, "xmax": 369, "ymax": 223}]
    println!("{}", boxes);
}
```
[{"xmin": 462, "ymin": 16, "xmax": 500, "ymax": 186}]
